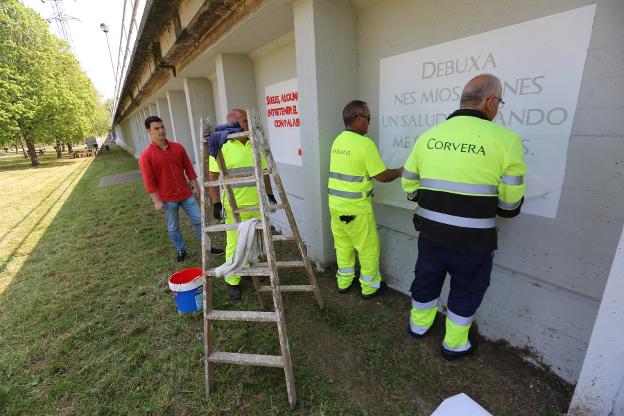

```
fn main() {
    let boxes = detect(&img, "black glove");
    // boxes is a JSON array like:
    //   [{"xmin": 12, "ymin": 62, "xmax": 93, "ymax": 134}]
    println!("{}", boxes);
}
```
[
  {"xmin": 267, "ymin": 194, "xmax": 277, "ymax": 205},
  {"xmin": 407, "ymin": 191, "xmax": 418, "ymax": 202},
  {"xmin": 213, "ymin": 202, "xmax": 223, "ymax": 221}
]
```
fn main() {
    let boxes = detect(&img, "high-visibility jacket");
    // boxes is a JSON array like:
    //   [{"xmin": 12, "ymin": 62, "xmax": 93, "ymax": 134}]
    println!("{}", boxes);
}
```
[
  {"xmin": 328, "ymin": 130, "xmax": 387, "ymax": 214},
  {"xmin": 402, "ymin": 108, "xmax": 526, "ymax": 251},
  {"xmin": 209, "ymin": 139, "xmax": 267, "ymax": 208}
]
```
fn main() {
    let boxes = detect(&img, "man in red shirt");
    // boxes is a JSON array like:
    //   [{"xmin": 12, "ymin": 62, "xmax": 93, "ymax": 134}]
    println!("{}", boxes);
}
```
[{"xmin": 139, "ymin": 116, "xmax": 223, "ymax": 262}]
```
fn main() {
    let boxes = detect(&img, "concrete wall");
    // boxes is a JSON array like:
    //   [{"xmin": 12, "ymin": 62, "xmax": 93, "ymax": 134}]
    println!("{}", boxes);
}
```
[
  {"xmin": 250, "ymin": 32, "xmax": 305, "ymax": 238},
  {"xmin": 356, "ymin": 0, "xmax": 624, "ymax": 382}
]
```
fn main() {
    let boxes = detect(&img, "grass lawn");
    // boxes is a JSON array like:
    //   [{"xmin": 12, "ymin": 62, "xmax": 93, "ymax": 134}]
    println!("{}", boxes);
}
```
[{"xmin": 0, "ymin": 147, "xmax": 573, "ymax": 415}]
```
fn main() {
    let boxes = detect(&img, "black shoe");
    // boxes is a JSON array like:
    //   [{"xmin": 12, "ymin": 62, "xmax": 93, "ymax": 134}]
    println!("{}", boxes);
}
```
[
  {"xmin": 360, "ymin": 281, "xmax": 387, "ymax": 300},
  {"xmin": 176, "ymin": 250, "xmax": 187, "ymax": 262},
  {"xmin": 210, "ymin": 246, "xmax": 224, "ymax": 255},
  {"xmin": 226, "ymin": 283, "xmax": 241, "ymax": 300},
  {"xmin": 407, "ymin": 325, "xmax": 428, "ymax": 339},
  {"xmin": 337, "ymin": 283, "xmax": 353, "ymax": 294},
  {"xmin": 440, "ymin": 337, "xmax": 477, "ymax": 360}
]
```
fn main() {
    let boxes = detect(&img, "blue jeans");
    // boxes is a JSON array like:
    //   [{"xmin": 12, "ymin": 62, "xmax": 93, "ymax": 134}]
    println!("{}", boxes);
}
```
[{"xmin": 164, "ymin": 196, "xmax": 202, "ymax": 252}]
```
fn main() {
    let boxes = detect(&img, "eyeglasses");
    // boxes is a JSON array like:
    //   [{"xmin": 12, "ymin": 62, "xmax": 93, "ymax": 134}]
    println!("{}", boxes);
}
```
[
  {"xmin": 358, "ymin": 114, "xmax": 371, "ymax": 122},
  {"xmin": 493, "ymin": 96, "xmax": 505, "ymax": 108}
]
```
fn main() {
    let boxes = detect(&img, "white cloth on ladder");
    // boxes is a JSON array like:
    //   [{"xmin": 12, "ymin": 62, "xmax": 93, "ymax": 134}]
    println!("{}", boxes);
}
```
[{"xmin": 214, "ymin": 218, "xmax": 263, "ymax": 278}]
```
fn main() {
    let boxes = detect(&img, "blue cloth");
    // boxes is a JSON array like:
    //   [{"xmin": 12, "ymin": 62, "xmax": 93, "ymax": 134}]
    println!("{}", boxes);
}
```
[
  {"xmin": 164, "ymin": 196, "xmax": 202, "ymax": 251},
  {"xmin": 202, "ymin": 121, "xmax": 244, "ymax": 157},
  {"xmin": 410, "ymin": 236, "xmax": 493, "ymax": 318}
]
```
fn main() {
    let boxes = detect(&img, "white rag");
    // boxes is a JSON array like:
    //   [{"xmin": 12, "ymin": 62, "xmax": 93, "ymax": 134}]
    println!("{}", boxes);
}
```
[{"xmin": 214, "ymin": 218, "xmax": 263, "ymax": 278}]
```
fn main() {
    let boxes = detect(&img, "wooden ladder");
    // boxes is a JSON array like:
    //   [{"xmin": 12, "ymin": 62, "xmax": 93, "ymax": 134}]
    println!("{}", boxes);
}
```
[{"xmin": 200, "ymin": 109, "xmax": 324, "ymax": 408}]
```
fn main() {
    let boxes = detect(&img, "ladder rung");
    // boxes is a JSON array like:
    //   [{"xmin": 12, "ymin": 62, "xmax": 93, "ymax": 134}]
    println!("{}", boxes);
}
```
[
  {"xmin": 272, "ymin": 234, "xmax": 295, "ymax": 241},
  {"xmin": 208, "ymin": 352, "xmax": 284, "ymax": 368},
  {"xmin": 258, "ymin": 285, "xmax": 315, "ymax": 293},
  {"xmin": 206, "ymin": 310, "xmax": 278, "ymax": 322},
  {"xmin": 235, "ymin": 204, "xmax": 283, "ymax": 213},
  {"xmin": 205, "ymin": 267, "xmax": 271, "ymax": 277},
  {"xmin": 256, "ymin": 261, "xmax": 306, "ymax": 268},
  {"xmin": 204, "ymin": 175, "xmax": 256, "ymax": 187},
  {"xmin": 204, "ymin": 222, "xmax": 264, "ymax": 232},
  {"xmin": 226, "ymin": 131, "xmax": 250, "ymax": 140}
]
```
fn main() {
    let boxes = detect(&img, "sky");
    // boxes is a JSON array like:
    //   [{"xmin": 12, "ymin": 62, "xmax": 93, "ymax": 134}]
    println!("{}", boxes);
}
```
[{"xmin": 21, "ymin": 0, "xmax": 138, "ymax": 101}]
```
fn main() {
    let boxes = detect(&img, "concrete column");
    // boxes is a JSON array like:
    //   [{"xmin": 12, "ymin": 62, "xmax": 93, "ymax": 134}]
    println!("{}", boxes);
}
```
[
  {"xmin": 293, "ymin": 0, "xmax": 358, "ymax": 265},
  {"xmin": 183, "ymin": 77, "xmax": 217, "ymax": 172},
  {"xmin": 215, "ymin": 53, "xmax": 256, "ymax": 117},
  {"xmin": 156, "ymin": 97, "xmax": 173, "ymax": 136},
  {"xmin": 166, "ymin": 90, "xmax": 197, "ymax": 166},
  {"xmin": 148, "ymin": 102, "xmax": 157, "ymax": 116},
  {"xmin": 133, "ymin": 115, "xmax": 144, "ymax": 155},
  {"xmin": 142, "ymin": 107, "xmax": 151, "ymax": 150},
  {"xmin": 569, "ymin": 226, "xmax": 624, "ymax": 415}
]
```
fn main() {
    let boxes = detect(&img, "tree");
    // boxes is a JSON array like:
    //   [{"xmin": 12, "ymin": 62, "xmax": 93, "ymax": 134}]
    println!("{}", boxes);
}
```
[{"xmin": 0, "ymin": 1, "xmax": 106, "ymax": 166}]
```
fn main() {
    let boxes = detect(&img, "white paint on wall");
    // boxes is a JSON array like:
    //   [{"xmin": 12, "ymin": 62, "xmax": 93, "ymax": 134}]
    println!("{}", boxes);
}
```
[{"xmin": 376, "ymin": 5, "xmax": 596, "ymax": 218}]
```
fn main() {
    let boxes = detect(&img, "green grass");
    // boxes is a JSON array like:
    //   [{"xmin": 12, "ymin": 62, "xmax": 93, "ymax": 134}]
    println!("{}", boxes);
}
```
[{"xmin": 0, "ymin": 148, "xmax": 573, "ymax": 415}]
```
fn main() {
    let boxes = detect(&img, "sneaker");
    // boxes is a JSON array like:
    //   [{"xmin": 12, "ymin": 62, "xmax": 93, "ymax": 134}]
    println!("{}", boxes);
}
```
[
  {"xmin": 226, "ymin": 283, "xmax": 241, "ymax": 300},
  {"xmin": 176, "ymin": 250, "xmax": 187, "ymax": 262},
  {"xmin": 440, "ymin": 337, "xmax": 477, "ymax": 360},
  {"xmin": 360, "ymin": 281, "xmax": 387, "ymax": 300},
  {"xmin": 210, "ymin": 246, "xmax": 225, "ymax": 255}
]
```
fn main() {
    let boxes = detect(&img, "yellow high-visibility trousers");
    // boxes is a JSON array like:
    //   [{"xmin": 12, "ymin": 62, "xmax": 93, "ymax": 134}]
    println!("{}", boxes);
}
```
[
  {"xmin": 330, "ymin": 211, "xmax": 382, "ymax": 295},
  {"xmin": 223, "ymin": 208, "xmax": 261, "ymax": 285}
]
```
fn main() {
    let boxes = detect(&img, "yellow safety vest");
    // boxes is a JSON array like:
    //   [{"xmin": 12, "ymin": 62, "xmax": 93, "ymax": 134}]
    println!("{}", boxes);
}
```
[
  {"xmin": 328, "ymin": 130, "xmax": 386, "ymax": 214},
  {"xmin": 402, "ymin": 109, "xmax": 526, "ymax": 251},
  {"xmin": 209, "ymin": 139, "xmax": 267, "ymax": 207}
]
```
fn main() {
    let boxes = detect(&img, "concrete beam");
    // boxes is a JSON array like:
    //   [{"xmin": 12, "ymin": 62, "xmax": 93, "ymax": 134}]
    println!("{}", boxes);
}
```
[
  {"xmin": 293, "ymin": 0, "xmax": 358, "ymax": 265},
  {"xmin": 183, "ymin": 77, "xmax": 217, "ymax": 172},
  {"xmin": 215, "ymin": 53, "xmax": 257, "ymax": 117},
  {"xmin": 166, "ymin": 90, "xmax": 197, "ymax": 166},
  {"xmin": 569, "ymin": 226, "xmax": 624, "ymax": 415}
]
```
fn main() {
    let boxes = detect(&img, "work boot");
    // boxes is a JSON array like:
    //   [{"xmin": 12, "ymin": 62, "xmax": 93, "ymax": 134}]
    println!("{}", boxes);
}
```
[
  {"xmin": 226, "ymin": 283, "xmax": 241, "ymax": 300},
  {"xmin": 337, "ymin": 282, "xmax": 353, "ymax": 294},
  {"xmin": 210, "ymin": 246, "xmax": 225, "ymax": 255},
  {"xmin": 407, "ymin": 324, "xmax": 428, "ymax": 339},
  {"xmin": 176, "ymin": 249, "xmax": 187, "ymax": 262},
  {"xmin": 360, "ymin": 281, "xmax": 387, "ymax": 300},
  {"xmin": 440, "ymin": 336, "xmax": 478, "ymax": 360}
]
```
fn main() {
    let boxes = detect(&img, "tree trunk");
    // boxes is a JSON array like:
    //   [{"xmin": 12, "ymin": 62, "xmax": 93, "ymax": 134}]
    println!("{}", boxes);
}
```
[
  {"xmin": 20, "ymin": 139, "xmax": 27, "ymax": 158},
  {"xmin": 25, "ymin": 140, "xmax": 39, "ymax": 166},
  {"xmin": 66, "ymin": 142, "xmax": 73, "ymax": 153},
  {"xmin": 56, "ymin": 138, "xmax": 62, "ymax": 159}
]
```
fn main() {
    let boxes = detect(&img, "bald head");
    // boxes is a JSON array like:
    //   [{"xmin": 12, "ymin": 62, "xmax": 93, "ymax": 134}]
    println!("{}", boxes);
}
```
[
  {"xmin": 227, "ymin": 109, "xmax": 248, "ymax": 130},
  {"xmin": 459, "ymin": 74, "xmax": 503, "ymax": 120}
]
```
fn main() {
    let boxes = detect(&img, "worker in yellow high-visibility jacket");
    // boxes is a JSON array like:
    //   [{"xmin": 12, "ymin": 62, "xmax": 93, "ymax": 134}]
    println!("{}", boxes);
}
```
[
  {"xmin": 328, "ymin": 100, "xmax": 403, "ymax": 299},
  {"xmin": 402, "ymin": 74, "xmax": 526, "ymax": 359},
  {"xmin": 208, "ymin": 109, "xmax": 275, "ymax": 300}
]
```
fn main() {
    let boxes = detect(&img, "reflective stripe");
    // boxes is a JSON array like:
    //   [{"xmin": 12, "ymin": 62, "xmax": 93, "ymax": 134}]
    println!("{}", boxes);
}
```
[
  {"xmin": 447, "ymin": 309, "xmax": 473, "ymax": 327},
  {"xmin": 409, "ymin": 320, "xmax": 430, "ymax": 335},
  {"xmin": 402, "ymin": 169, "xmax": 420, "ymax": 180},
  {"xmin": 412, "ymin": 298, "xmax": 438, "ymax": 310},
  {"xmin": 498, "ymin": 199, "xmax": 522, "ymax": 210},
  {"xmin": 360, "ymin": 274, "xmax": 375, "ymax": 282},
  {"xmin": 329, "ymin": 172, "xmax": 364, "ymax": 182},
  {"xmin": 328, "ymin": 188, "xmax": 360, "ymax": 199},
  {"xmin": 364, "ymin": 280, "xmax": 380, "ymax": 289},
  {"xmin": 328, "ymin": 188, "xmax": 373, "ymax": 199},
  {"xmin": 500, "ymin": 174, "xmax": 524, "ymax": 185},
  {"xmin": 442, "ymin": 340, "xmax": 472, "ymax": 352},
  {"xmin": 339, "ymin": 267, "xmax": 355, "ymax": 274},
  {"xmin": 228, "ymin": 166, "xmax": 254, "ymax": 175},
  {"xmin": 231, "ymin": 183, "xmax": 256, "ymax": 189},
  {"xmin": 420, "ymin": 178, "xmax": 497, "ymax": 196},
  {"xmin": 416, "ymin": 207, "xmax": 495, "ymax": 229}
]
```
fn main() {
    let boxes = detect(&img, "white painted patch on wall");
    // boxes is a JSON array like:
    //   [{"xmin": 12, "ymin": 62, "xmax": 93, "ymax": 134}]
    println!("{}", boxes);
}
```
[
  {"xmin": 265, "ymin": 78, "xmax": 302, "ymax": 166},
  {"xmin": 376, "ymin": 5, "xmax": 596, "ymax": 218}
]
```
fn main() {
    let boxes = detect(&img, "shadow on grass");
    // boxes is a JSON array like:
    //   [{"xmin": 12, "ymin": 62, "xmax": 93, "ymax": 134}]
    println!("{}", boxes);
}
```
[{"xmin": 0, "ymin": 146, "xmax": 574, "ymax": 416}]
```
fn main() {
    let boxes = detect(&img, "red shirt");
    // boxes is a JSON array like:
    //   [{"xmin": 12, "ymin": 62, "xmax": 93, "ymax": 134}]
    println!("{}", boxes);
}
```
[{"xmin": 139, "ymin": 140, "xmax": 197, "ymax": 202}]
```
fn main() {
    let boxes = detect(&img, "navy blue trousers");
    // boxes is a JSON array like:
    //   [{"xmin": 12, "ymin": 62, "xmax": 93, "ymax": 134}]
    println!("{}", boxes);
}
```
[{"xmin": 410, "ymin": 237, "xmax": 493, "ymax": 318}]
